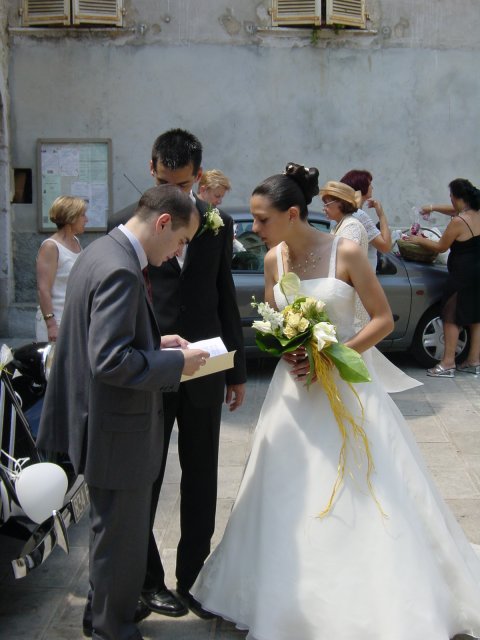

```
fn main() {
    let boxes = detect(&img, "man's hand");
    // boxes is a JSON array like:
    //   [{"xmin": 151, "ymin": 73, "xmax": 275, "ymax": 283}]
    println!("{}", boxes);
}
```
[
  {"xmin": 161, "ymin": 334, "xmax": 189, "ymax": 349},
  {"xmin": 225, "ymin": 383, "xmax": 246, "ymax": 412},
  {"xmin": 181, "ymin": 349, "xmax": 210, "ymax": 376}
]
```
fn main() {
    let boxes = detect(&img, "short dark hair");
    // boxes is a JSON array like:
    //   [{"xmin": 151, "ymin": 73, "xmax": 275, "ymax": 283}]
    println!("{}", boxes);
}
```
[
  {"xmin": 151, "ymin": 128, "xmax": 203, "ymax": 174},
  {"xmin": 340, "ymin": 169, "xmax": 372, "ymax": 196},
  {"xmin": 449, "ymin": 178, "xmax": 480, "ymax": 210},
  {"xmin": 134, "ymin": 184, "xmax": 197, "ymax": 230}
]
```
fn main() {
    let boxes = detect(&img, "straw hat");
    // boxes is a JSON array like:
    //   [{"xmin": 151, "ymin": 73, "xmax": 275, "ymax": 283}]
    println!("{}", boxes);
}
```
[{"xmin": 319, "ymin": 181, "xmax": 362, "ymax": 208}]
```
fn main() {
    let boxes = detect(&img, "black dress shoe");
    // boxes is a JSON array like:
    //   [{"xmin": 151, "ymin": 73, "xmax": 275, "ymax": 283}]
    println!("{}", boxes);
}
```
[
  {"xmin": 83, "ymin": 599, "xmax": 150, "ymax": 637},
  {"xmin": 176, "ymin": 586, "xmax": 216, "ymax": 620},
  {"xmin": 141, "ymin": 588, "xmax": 188, "ymax": 617}
]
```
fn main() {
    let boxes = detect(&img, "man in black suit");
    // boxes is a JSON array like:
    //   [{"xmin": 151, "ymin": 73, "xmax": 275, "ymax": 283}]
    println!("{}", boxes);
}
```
[
  {"xmin": 37, "ymin": 185, "xmax": 210, "ymax": 640},
  {"xmin": 140, "ymin": 129, "xmax": 247, "ymax": 619}
]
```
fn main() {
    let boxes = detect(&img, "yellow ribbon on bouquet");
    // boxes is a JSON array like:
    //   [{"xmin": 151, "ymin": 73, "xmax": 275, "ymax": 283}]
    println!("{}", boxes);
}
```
[{"xmin": 312, "ymin": 348, "xmax": 386, "ymax": 519}]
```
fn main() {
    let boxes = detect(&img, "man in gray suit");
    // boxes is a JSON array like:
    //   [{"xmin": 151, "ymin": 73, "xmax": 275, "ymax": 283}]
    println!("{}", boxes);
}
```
[{"xmin": 37, "ymin": 185, "xmax": 209, "ymax": 640}]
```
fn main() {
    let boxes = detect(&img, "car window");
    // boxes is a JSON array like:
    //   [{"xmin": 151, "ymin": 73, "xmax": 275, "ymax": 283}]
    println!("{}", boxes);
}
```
[
  {"xmin": 376, "ymin": 254, "xmax": 398, "ymax": 276},
  {"xmin": 231, "ymin": 215, "xmax": 330, "ymax": 274},
  {"xmin": 232, "ymin": 222, "xmax": 267, "ymax": 273},
  {"xmin": 309, "ymin": 218, "xmax": 331, "ymax": 233}
]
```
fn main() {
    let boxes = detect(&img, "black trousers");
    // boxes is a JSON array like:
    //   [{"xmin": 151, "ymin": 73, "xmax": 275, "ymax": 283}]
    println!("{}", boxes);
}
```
[
  {"xmin": 88, "ymin": 484, "xmax": 152, "ymax": 640},
  {"xmin": 143, "ymin": 387, "xmax": 222, "ymax": 593}
]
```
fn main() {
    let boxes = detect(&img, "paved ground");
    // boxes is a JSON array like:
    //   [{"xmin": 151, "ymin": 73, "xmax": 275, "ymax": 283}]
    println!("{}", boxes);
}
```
[{"xmin": 1, "ymin": 354, "xmax": 479, "ymax": 639}]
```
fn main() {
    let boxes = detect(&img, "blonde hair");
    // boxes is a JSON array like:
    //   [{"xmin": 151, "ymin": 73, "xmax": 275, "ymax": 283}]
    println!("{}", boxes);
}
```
[
  {"xmin": 49, "ymin": 196, "xmax": 87, "ymax": 228},
  {"xmin": 198, "ymin": 169, "xmax": 231, "ymax": 191}
]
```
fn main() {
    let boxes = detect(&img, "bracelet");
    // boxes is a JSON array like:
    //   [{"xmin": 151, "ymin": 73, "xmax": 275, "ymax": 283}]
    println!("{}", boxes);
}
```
[{"xmin": 43, "ymin": 313, "xmax": 55, "ymax": 320}]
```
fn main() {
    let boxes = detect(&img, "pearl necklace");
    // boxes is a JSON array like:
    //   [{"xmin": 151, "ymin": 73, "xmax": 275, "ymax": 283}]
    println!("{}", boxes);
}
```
[{"xmin": 287, "ymin": 247, "xmax": 322, "ymax": 275}]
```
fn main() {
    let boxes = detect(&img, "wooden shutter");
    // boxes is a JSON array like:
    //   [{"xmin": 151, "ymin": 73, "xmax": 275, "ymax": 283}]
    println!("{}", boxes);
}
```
[
  {"xmin": 271, "ymin": 0, "xmax": 321, "ymax": 27},
  {"xmin": 22, "ymin": 0, "xmax": 70, "ymax": 26},
  {"xmin": 326, "ymin": 0, "xmax": 366, "ymax": 28},
  {"xmin": 72, "ymin": 0, "xmax": 123, "ymax": 26}
]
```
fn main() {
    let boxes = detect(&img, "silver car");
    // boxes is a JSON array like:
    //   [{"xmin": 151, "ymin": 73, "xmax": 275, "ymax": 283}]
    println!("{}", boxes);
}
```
[{"xmin": 228, "ymin": 208, "xmax": 468, "ymax": 367}]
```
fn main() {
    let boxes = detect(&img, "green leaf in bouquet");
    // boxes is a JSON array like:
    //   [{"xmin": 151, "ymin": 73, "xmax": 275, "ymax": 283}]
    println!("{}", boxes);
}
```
[
  {"xmin": 324, "ymin": 342, "xmax": 371, "ymax": 383},
  {"xmin": 255, "ymin": 330, "xmax": 308, "ymax": 356}
]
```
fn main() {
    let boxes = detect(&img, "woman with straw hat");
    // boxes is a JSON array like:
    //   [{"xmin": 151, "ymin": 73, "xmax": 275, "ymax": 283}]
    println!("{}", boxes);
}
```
[{"xmin": 320, "ymin": 180, "xmax": 368, "ymax": 253}]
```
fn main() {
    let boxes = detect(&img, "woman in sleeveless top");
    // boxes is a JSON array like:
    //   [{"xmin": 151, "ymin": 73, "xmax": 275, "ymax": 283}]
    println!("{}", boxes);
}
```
[
  {"xmin": 406, "ymin": 178, "xmax": 480, "ymax": 377},
  {"xmin": 192, "ymin": 165, "xmax": 480, "ymax": 640},
  {"xmin": 35, "ymin": 196, "xmax": 88, "ymax": 342}
]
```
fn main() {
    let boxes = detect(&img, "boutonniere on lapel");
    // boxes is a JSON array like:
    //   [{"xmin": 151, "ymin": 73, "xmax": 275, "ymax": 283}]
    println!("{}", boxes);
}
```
[{"xmin": 198, "ymin": 204, "xmax": 224, "ymax": 237}]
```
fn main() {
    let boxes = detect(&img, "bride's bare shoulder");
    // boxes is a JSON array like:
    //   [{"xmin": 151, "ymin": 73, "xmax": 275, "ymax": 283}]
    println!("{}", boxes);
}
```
[
  {"xmin": 336, "ymin": 236, "xmax": 363, "ymax": 259},
  {"xmin": 264, "ymin": 243, "xmax": 283, "ymax": 268}
]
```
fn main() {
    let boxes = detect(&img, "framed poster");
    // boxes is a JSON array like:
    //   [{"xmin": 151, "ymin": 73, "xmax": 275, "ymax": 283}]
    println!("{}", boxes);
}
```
[{"xmin": 37, "ymin": 138, "xmax": 112, "ymax": 231}]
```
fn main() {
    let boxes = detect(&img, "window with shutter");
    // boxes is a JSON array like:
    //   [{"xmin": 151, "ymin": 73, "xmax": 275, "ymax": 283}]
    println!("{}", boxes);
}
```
[
  {"xmin": 22, "ymin": 0, "xmax": 70, "ymax": 26},
  {"xmin": 73, "ymin": 0, "xmax": 123, "ymax": 26},
  {"xmin": 271, "ymin": 0, "xmax": 322, "ymax": 27},
  {"xmin": 271, "ymin": 0, "xmax": 366, "ymax": 29},
  {"xmin": 22, "ymin": 0, "xmax": 123, "ymax": 27},
  {"xmin": 326, "ymin": 0, "xmax": 365, "ymax": 28}
]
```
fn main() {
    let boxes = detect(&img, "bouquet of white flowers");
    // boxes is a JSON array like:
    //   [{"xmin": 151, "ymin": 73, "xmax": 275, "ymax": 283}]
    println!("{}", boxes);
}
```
[
  {"xmin": 252, "ymin": 272, "xmax": 370, "ymax": 386},
  {"xmin": 252, "ymin": 273, "xmax": 383, "ymax": 517}
]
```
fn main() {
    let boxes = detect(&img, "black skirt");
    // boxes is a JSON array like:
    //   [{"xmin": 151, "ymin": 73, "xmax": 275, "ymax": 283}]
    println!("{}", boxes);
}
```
[{"xmin": 442, "ymin": 236, "xmax": 480, "ymax": 325}]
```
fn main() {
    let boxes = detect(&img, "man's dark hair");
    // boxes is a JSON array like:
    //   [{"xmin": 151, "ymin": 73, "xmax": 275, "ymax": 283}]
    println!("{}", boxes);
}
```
[
  {"xmin": 135, "ymin": 184, "xmax": 197, "ymax": 230},
  {"xmin": 151, "ymin": 128, "xmax": 203, "ymax": 174}
]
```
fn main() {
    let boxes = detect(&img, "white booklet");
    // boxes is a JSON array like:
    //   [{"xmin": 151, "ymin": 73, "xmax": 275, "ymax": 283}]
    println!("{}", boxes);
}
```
[{"xmin": 180, "ymin": 337, "xmax": 236, "ymax": 382}]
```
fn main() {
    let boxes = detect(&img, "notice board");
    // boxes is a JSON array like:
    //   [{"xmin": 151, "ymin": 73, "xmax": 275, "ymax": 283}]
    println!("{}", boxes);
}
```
[{"xmin": 37, "ymin": 139, "xmax": 112, "ymax": 231}]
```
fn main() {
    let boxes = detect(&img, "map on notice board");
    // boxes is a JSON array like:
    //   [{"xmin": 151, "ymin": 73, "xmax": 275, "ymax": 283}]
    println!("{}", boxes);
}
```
[{"xmin": 37, "ymin": 139, "xmax": 112, "ymax": 231}]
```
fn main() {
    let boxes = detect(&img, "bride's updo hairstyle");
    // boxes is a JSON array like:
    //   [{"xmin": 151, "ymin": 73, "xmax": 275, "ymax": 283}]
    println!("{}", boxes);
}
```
[
  {"xmin": 252, "ymin": 162, "xmax": 320, "ymax": 220},
  {"xmin": 449, "ymin": 178, "xmax": 480, "ymax": 211}
]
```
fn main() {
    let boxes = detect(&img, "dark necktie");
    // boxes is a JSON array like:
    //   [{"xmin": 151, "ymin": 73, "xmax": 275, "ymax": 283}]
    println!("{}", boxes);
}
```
[{"xmin": 142, "ymin": 267, "xmax": 153, "ymax": 303}]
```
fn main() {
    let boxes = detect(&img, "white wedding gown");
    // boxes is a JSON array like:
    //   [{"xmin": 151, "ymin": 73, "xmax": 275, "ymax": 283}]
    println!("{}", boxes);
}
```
[{"xmin": 192, "ymin": 239, "xmax": 480, "ymax": 640}]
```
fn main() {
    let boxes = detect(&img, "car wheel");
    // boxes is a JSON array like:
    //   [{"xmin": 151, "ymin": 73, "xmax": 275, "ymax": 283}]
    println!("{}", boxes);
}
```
[{"xmin": 410, "ymin": 305, "xmax": 469, "ymax": 367}]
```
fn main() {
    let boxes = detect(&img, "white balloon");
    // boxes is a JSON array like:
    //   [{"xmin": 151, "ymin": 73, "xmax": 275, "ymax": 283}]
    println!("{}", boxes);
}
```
[{"xmin": 15, "ymin": 463, "xmax": 68, "ymax": 524}]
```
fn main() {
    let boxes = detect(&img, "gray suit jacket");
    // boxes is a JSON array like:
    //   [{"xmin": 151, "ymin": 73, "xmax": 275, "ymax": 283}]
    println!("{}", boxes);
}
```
[{"xmin": 37, "ymin": 228, "xmax": 184, "ymax": 490}]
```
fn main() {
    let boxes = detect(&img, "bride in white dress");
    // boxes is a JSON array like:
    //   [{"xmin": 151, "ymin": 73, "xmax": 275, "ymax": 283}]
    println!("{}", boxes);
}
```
[{"xmin": 192, "ymin": 164, "xmax": 480, "ymax": 640}]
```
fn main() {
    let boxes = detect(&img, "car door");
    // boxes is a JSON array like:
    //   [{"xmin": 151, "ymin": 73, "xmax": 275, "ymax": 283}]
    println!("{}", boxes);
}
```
[{"xmin": 376, "ymin": 254, "xmax": 412, "ymax": 348}]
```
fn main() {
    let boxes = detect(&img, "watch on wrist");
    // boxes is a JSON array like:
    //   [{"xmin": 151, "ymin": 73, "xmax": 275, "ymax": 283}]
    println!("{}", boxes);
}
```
[{"xmin": 43, "ymin": 313, "xmax": 55, "ymax": 320}]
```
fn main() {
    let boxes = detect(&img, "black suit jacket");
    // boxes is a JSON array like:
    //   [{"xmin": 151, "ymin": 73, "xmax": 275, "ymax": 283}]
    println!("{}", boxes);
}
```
[{"xmin": 108, "ymin": 197, "xmax": 246, "ymax": 408}]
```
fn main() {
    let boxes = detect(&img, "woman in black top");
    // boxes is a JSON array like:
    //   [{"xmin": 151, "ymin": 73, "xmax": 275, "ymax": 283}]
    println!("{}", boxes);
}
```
[{"xmin": 407, "ymin": 178, "xmax": 480, "ymax": 377}]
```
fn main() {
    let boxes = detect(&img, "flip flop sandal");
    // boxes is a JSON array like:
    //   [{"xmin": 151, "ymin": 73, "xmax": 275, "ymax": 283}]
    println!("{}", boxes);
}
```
[
  {"xmin": 427, "ymin": 364, "xmax": 455, "ymax": 378},
  {"xmin": 456, "ymin": 363, "xmax": 480, "ymax": 375}
]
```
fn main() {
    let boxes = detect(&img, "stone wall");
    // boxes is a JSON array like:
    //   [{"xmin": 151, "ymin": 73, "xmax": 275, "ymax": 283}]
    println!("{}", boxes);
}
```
[{"xmin": 4, "ymin": 0, "xmax": 480, "ymax": 335}]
